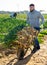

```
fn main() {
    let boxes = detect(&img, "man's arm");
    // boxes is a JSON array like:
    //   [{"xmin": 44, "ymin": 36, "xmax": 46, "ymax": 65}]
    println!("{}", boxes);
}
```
[{"xmin": 39, "ymin": 12, "xmax": 44, "ymax": 24}]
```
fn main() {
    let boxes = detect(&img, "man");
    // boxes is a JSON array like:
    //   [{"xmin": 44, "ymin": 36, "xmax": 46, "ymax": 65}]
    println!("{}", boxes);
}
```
[
  {"xmin": 27, "ymin": 4, "xmax": 44, "ymax": 53},
  {"xmin": 10, "ymin": 12, "xmax": 17, "ymax": 18}
]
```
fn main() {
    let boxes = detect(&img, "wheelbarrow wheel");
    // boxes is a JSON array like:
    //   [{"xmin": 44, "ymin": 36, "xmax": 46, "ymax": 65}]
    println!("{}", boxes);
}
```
[{"xmin": 17, "ymin": 48, "xmax": 25, "ymax": 60}]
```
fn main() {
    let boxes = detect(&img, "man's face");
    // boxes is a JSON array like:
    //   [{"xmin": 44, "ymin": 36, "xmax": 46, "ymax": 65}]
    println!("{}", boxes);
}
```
[{"xmin": 30, "ymin": 6, "xmax": 35, "ymax": 11}]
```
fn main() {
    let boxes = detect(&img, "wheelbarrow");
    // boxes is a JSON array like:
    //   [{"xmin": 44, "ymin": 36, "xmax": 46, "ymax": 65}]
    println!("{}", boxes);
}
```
[{"xmin": 12, "ymin": 26, "xmax": 39, "ymax": 60}]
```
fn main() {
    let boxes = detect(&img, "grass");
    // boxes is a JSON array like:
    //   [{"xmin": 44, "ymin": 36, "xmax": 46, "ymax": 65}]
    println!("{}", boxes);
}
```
[
  {"xmin": 43, "ymin": 21, "xmax": 47, "ymax": 28},
  {"xmin": 0, "ymin": 18, "xmax": 27, "ymax": 43},
  {"xmin": 43, "ymin": 14, "xmax": 47, "ymax": 19},
  {"xmin": 38, "ymin": 29, "xmax": 47, "ymax": 43},
  {"xmin": 0, "ymin": 13, "xmax": 47, "ymax": 48},
  {"xmin": 40, "ymin": 30, "xmax": 47, "ymax": 35},
  {"xmin": 0, "ymin": 14, "xmax": 9, "ymax": 18},
  {"xmin": 16, "ymin": 13, "xmax": 27, "ymax": 19}
]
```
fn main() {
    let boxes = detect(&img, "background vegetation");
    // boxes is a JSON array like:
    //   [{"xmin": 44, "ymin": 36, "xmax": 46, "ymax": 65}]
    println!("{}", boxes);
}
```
[{"xmin": 0, "ymin": 13, "xmax": 47, "ymax": 48}]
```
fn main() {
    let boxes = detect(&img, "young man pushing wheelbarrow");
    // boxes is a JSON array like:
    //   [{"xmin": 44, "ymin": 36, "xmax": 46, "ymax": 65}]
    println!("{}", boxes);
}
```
[
  {"xmin": 12, "ymin": 4, "xmax": 44, "ymax": 60},
  {"xmin": 27, "ymin": 4, "xmax": 44, "ymax": 53}
]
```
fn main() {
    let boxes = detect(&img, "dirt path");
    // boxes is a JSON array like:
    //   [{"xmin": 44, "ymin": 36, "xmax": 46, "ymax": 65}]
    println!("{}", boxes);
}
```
[{"xmin": 0, "ymin": 36, "xmax": 47, "ymax": 65}]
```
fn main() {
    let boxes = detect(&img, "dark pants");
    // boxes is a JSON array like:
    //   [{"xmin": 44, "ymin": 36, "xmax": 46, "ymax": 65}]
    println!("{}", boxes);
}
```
[{"xmin": 34, "ymin": 27, "xmax": 40, "ymax": 49}]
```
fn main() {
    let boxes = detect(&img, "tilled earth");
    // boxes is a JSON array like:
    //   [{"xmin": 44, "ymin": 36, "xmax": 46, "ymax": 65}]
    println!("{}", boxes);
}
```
[{"xmin": 0, "ymin": 36, "xmax": 47, "ymax": 65}]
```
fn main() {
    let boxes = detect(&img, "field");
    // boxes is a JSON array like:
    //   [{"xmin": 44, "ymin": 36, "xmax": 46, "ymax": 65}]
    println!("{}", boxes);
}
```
[
  {"xmin": 43, "ymin": 14, "xmax": 47, "ymax": 19},
  {"xmin": 0, "ymin": 13, "xmax": 47, "ymax": 65},
  {"xmin": 17, "ymin": 13, "xmax": 47, "ymax": 19},
  {"xmin": 0, "ymin": 13, "xmax": 47, "ymax": 48}
]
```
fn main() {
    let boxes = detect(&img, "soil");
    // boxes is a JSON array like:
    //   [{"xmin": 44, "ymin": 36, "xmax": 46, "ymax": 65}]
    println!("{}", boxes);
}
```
[{"xmin": 0, "ymin": 35, "xmax": 47, "ymax": 65}]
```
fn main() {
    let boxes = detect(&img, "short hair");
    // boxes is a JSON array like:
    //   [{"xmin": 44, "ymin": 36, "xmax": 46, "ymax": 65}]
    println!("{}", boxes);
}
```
[{"xmin": 29, "ymin": 4, "xmax": 35, "ymax": 6}]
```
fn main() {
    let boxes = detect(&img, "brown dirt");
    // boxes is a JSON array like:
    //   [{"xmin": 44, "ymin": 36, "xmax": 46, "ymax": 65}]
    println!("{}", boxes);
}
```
[{"xmin": 0, "ymin": 35, "xmax": 47, "ymax": 65}]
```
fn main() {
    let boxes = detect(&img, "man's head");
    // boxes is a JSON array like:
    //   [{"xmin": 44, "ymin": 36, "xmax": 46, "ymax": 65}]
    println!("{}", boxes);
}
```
[{"xmin": 29, "ymin": 4, "xmax": 35, "ymax": 12}]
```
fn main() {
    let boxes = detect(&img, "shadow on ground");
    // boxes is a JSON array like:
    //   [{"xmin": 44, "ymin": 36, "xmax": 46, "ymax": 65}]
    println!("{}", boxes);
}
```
[{"xmin": 7, "ymin": 52, "xmax": 34, "ymax": 65}]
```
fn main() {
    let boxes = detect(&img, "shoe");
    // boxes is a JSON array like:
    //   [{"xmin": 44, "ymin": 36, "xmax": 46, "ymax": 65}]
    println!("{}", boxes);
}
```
[
  {"xmin": 37, "ymin": 46, "xmax": 40, "ymax": 50},
  {"xmin": 31, "ymin": 47, "xmax": 40, "ymax": 53}
]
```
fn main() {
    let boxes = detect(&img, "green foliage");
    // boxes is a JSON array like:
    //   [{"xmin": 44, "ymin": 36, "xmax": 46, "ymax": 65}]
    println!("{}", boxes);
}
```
[
  {"xmin": 38, "ymin": 37, "xmax": 43, "ymax": 43},
  {"xmin": 43, "ymin": 14, "xmax": 47, "ymax": 19},
  {"xmin": 16, "ymin": 13, "xmax": 27, "ymax": 19},
  {"xmin": 0, "ymin": 14, "xmax": 9, "ymax": 18},
  {"xmin": 43, "ymin": 21, "xmax": 47, "ymax": 28},
  {"xmin": 0, "ymin": 13, "xmax": 47, "ymax": 46},
  {"xmin": 38, "ymin": 34, "xmax": 44, "ymax": 43},
  {"xmin": 40, "ymin": 30, "xmax": 47, "ymax": 35},
  {"xmin": 4, "ymin": 24, "xmax": 26, "ymax": 46},
  {"xmin": 38, "ymin": 34, "xmax": 44, "ymax": 37},
  {"xmin": 0, "ymin": 18, "xmax": 27, "ymax": 33},
  {"xmin": 0, "ymin": 17, "xmax": 28, "ymax": 43}
]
